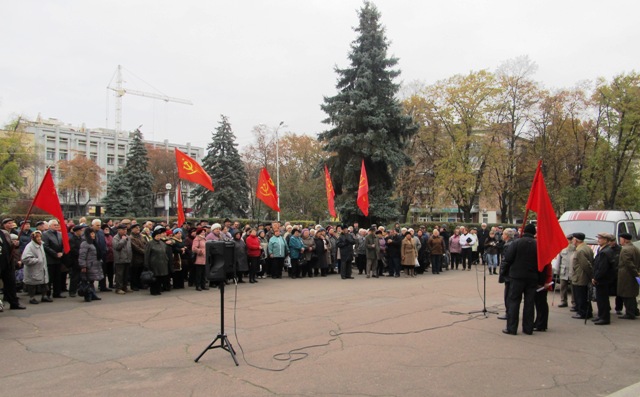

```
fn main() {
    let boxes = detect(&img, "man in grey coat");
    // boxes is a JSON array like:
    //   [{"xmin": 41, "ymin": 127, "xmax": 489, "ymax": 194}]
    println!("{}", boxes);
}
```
[{"xmin": 112, "ymin": 224, "xmax": 132, "ymax": 294}]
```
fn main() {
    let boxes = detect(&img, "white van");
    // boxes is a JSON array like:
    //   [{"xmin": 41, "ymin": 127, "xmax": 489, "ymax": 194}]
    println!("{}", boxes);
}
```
[{"xmin": 558, "ymin": 210, "xmax": 640, "ymax": 247}]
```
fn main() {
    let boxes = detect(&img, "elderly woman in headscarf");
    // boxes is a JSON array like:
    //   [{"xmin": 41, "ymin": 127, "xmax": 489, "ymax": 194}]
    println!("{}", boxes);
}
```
[
  {"xmin": 21, "ymin": 230, "xmax": 51, "ymax": 304},
  {"xmin": 145, "ymin": 226, "xmax": 171, "ymax": 296}
]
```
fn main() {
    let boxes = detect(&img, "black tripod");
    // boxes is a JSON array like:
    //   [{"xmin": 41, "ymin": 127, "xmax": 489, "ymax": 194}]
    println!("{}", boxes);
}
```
[
  {"xmin": 469, "ymin": 257, "xmax": 499, "ymax": 317},
  {"xmin": 194, "ymin": 283, "xmax": 239, "ymax": 366}
]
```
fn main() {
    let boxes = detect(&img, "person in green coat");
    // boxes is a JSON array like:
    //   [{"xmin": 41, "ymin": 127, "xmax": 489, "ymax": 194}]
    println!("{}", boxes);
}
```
[{"xmin": 617, "ymin": 233, "xmax": 640, "ymax": 319}]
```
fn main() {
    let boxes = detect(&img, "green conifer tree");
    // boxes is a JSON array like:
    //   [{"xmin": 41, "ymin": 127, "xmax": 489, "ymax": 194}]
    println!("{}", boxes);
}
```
[
  {"xmin": 193, "ymin": 115, "xmax": 250, "ymax": 217},
  {"xmin": 102, "ymin": 168, "xmax": 133, "ymax": 217},
  {"xmin": 122, "ymin": 129, "xmax": 154, "ymax": 216},
  {"xmin": 319, "ymin": 1, "xmax": 417, "ymax": 224}
]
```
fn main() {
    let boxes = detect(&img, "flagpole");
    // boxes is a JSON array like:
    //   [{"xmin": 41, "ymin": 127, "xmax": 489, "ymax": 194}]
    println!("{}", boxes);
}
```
[{"xmin": 521, "ymin": 160, "xmax": 542, "ymax": 234}]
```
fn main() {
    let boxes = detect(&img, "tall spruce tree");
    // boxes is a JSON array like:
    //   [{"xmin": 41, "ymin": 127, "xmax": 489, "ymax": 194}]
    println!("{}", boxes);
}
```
[
  {"xmin": 193, "ymin": 115, "xmax": 250, "ymax": 217},
  {"xmin": 123, "ymin": 129, "xmax": 154, "ymax": 216},
  {"xmin": 319, "ymin": 1, "xmax": 417, "ymax": 224},
  {"xmin": 102, "ymin": 168, "xmax": 133, "ymax": 217}
]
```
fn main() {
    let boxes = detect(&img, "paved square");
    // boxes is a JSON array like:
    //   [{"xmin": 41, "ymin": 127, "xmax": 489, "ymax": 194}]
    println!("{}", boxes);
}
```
[{"xmin": 2, "ymin": 267, "xmax": 639, "ymax": 396}]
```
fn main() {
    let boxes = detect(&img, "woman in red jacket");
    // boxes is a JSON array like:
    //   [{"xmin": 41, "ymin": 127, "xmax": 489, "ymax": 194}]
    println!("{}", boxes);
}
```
[{"xmin": 245, "ymin": 228, "xmax": 262, "ymax": 284}]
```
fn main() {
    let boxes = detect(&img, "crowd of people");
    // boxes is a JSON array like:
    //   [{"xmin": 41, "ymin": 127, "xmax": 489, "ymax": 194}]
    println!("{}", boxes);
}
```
[{"xmin": 1, "ymin": 216, "xmax": 639, "ymax": 336}]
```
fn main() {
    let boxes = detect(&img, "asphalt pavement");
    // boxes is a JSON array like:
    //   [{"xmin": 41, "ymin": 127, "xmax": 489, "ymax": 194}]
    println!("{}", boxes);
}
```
[{"xmin": 2, "ymin": 265, "xmax": 639, "ymax": 396}]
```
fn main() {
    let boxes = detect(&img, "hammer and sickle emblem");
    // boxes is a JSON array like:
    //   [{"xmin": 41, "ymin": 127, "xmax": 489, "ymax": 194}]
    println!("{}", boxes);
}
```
[
  {"xmin": 359, "ymin": 175, "xmax": 366, "ymax": 188},
  {"xmin": 259, "ymin": 183, "xmax": 273, "ymax": 197},
  {"xmin": 182, "ymin": 158, "xmax": 199, "ymax": 175}
]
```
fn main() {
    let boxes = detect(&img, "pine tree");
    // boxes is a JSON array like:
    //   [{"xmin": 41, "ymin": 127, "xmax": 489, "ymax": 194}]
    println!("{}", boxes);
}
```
[
  {"xmin": 319, "ymin": 1, "xmax": 417, "ymax": 224},
  {"xmin": 102, "ymin": 168, "xmax": 133, "ymax": 217},
  {"xmin": 193, "ymin": 115, "xmax": 250, "ymax": 217},
  {"xmin": 123, "ymin": 129, "xmax": 154, "ymax": 216}
]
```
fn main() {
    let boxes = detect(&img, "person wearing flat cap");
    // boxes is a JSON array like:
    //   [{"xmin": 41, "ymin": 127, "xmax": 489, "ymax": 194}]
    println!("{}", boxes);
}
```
[
  {"xmin": 617, "ymin": 232, "xmax": 640, "ymax": 319},
  {"xmin": 112, "ymin": 224, "xmax": 132, "ymax": 295},
  {"xmin": 557, "ymin": 234, "xmax": 576, "ymax": 309},
  {"xmin": 501, "ymin": 223, "xmax": 538, "ymax": 335},
  {"xmin": 65, "ymin": 225, "xmax": 86, "ymax": 297},
  {"xmin": 128, "ymin": 224, "xmax": 145, "ymax": 291},
  {"xmin": 591, "ymin": 233, "xmax": 618, "ymax": 324},
  {"xmin": 570, "ymin": 232, "xmax": 594, "ymax": 320},
  {"xmin": 1, "ymin": 218, "xmax": 26, "ymax": 309}
]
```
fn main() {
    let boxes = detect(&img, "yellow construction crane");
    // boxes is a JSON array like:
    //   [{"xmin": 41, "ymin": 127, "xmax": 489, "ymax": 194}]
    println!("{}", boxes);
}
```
[{"xmin": 107, "ymin": 65, "xmax": 193, "ymax": 133}]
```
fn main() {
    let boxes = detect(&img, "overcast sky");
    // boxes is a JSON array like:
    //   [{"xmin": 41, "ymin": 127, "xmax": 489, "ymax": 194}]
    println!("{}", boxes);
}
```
[{"xmin": 2, "ymin": 0, "xmax": 638, "ymax": 150}]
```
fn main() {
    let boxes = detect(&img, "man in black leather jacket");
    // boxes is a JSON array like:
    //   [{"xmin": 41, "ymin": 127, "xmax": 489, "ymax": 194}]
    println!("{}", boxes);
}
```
[{"xmin": 501, "ymin": 223, "xmax": 538, "ymax": 335}]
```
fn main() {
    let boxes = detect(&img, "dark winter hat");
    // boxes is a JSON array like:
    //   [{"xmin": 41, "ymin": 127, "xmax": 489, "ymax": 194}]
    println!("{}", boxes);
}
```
[
  {"xmin": 572, "ymin": 232, "xmax": 586, "ymax": 241},
  {"xmin": 2, "ymin": 218, "xmax": 15, "ymax": 225},
  {"xmin": 35, "ymin": 221, "xmax": 46, "ymax": 227},
  {"xmin": 116, "ymin": 224, "xmax": 128, "ymax": 230},
  {"xmin": 524, "ymin": 224, "xmax": 537, "ymax": 235},
  {"xmin": 129, "ymin": 224, "xmax": 141, "ymax": 231},
  {"xmin": 152, "ymin": 226, "xmax": 166, "ymax": 237},
  {"xmin": 619, "ymin": 232, "xmax": 632, "ymax": 241},
  {"xmin": 72, "ymin": 225, "xmax": 86, "ymax": 232},
  {"xmin": 20, "ymin": 220, "xmax": 30, "ymax": 226}
]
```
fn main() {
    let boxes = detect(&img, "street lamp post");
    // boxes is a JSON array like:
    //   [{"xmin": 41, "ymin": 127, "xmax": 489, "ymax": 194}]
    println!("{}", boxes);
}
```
[
  {"xmin": 275, "ymin": 121, "xmax": 284, "ymax": 222},
  {"xmin": 165, "ymin": 183, "xmax": 172, "ymax": 225}
]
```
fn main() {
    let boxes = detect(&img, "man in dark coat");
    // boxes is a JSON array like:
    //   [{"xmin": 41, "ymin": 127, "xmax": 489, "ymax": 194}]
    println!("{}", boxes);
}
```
[
  {"xmin": 477, "ymin": 223, "xmax": 490, "ymax": 264},
  {"xmin": 386, "ymin": 229, "xmax": 402, "ymax": 278},
  {"xmin": 501, "ymin": 223, "xmax": 538, "ymax": 335},
  {"xmin": 617, "ymin": 233, "xmax": 640, "ymax": 319},
  {"xmin": 66, "ymin": 225, "xmax": 86, "ymax": 297},
  {"xmin": 91, "ymin": 219, "xmax": 109, "ymax": 292},
  {"xmin": 1, "ymin": 218, "xmax": 26, "ymax": 309},
  {"xmin": 591, "ymin": 233, "xmax": 617, "ymax": 325},
  {"xmin": 337, "ymin": 226, "xmax": 355, "ymax": 280},
  {"xmin": 42, "ymin": 219, "xmax": 65, "ymax": 298}
]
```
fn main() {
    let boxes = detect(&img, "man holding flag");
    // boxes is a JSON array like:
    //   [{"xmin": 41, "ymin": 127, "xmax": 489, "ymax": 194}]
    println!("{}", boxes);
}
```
[{"xmin": 502, "ymin": 161, "xmax": 566, "ymax": 335}]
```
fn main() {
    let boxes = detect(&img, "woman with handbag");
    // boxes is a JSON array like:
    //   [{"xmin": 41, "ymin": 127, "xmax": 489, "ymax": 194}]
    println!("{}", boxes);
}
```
[{"xmin": 79, "ymin": 228, "xmax": 103, "ymax": 302}]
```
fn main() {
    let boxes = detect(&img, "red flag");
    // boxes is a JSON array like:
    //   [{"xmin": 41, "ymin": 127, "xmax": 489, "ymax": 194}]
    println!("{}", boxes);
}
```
[
  {"xmin": 256, "ymin": 167, "xmax": 280, "ymax": 212},
  {"xmin": 29, "ymin": 169, "xmax": 70, "ymax": 253},
  {"xmin": 357, "ymin": 159, "xmax": 369, "ymax": 217},
  {"xmin": 324, "ymin": 165, "xmax": 337, "ymax": 218},
  {"xmin": 525, "ymin": 161, "xmax": 568, "ymax": 271},
  {"xmin": 177, "ymin": 184, "xmax": 186, "ymax": 226},
  {"xmin": 175, "ymin": 148, "xmax": 214, "ymax": 191}
]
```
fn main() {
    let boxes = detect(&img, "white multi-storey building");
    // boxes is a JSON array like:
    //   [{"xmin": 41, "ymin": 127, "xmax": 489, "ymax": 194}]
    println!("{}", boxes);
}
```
[{"xmin": 23, "ymin": 116, "xmax": 205, "ymax": 217}]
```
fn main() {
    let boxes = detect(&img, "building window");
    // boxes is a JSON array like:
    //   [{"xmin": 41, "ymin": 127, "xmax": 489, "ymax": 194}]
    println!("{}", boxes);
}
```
[
  {"xmin": 59, "ymin": 150, "xmax": 68, "ymax": 161},
  {"xmin": 46, "ymin": 136, "xmax": 56, "ymax": 143},
  {"xmin": 90, "ymin": 153, "xmax": 98, "ymax": 162},
  {"xmin": 107, "ymin": 154, "xmax": 115, "ymax": 165},
  {"xmin": 107, "ymin": 171, "xmax": 115, "ymax": 183},
  {"xmin": 117, "ymin": 156, "xmax": 125, "ymax": 166},
  {"xmin": 107, "ymin": 143, "xmax": 115, "ymax": 149},
  {"xmin": 59, "ymin": 137, "xmax": 68, "ymax": 144},
  {"xmin": 46, "ymin": 149, "xmax": 55, "ymax": 161},
  {"xmin": 482, "ymin": 213, "xmax": 489, "ymax": 223},
  {"xmin": 117, "ymin": 144, "xmax": 126, "ymax": 151}
]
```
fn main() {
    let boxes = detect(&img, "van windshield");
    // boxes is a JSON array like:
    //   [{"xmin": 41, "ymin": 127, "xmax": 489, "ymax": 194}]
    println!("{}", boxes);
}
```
[{"xmin": 559, "ymin": 221, "xmax": 615, "ymax": 243}]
